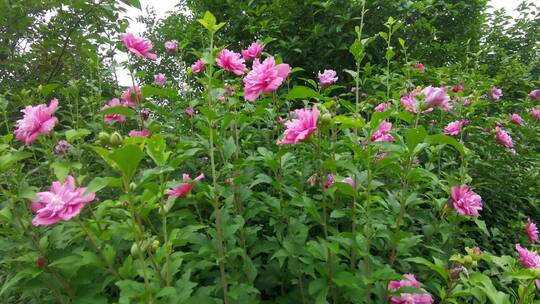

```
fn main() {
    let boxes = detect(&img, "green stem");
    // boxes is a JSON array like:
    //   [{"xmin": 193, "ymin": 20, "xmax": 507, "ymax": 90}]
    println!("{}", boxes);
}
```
[
  {"xmin": 317, "ymin": 128, "xmax": 336, "ymax": 304},
  {"xmin": 206, "ymin": 32, "xmax": 229, "ymax": 304},
  {"xmin": 518, "ymin": 280, "xmax": 534, "ymax": 304},
  {"xmin": 77, "ymin": 218, "xmax": 121, "ymax": 280}
]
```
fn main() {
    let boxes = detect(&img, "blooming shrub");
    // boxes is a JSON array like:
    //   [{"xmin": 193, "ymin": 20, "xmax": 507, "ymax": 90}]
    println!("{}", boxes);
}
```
[{"xmin": 1, "ymin": 8, "xmax": 540, "ymax": 304}]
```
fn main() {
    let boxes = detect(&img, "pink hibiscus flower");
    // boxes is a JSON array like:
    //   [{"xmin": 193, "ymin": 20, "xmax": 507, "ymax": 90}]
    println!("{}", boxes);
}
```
[
  {"xmin": 31, "ymin": 175, "xmax": 96, "ymax": 226},
  {"xmin": 318, "ymin": 69, "xmax": 338, "ymax": 87},
  {"xmin": 15, "ymin": 98, "xmax": 59, "ymax": 145},
  {"xmin": 216, "ymin": 49, "xmax": 246, "ymax": 75},
  {"xmin": 120, "ymin": 33, "xmax": 157, "ymax": 59},
  {"xmin": 450, "ymin": 185, "xmax": 482, "ymax": 216},
  {"xmin": 191, "ymin": 59, "xmax": 205, "ymax": 74},
  {"xmin": 510, "ymin": 114, "xmax": 524, "ymax": 125},
  {"xmin": 121, "ymin": 86, "xmax": 142, "ymax": 107},
  {"xmin": 371, "ymin": 121, "xmax": 395, "ymax": 143},
  {"xmin": 277, "ymin": 107, "xmax": 319, "ymax": 145},
  {"xmin": 167, "ymin": 173, "xmax": 205, "ymax": 198},
  {"xmin": 102, "ymin": 98, "xmax": 128, "ymax": 124},
  {"xmin": 128, "ymin": 129, "xmax": 149, "ymax": 138},
  {"xmin": 525, "ymin": 218, "xmax": 539, "ymax": 243},
  {"xmin": 243, "ymin": 56, "xmax": 291, "ymax": 101},
  {"xmin": 241, "ymin": 42, "xmax": 264, "ymax": 61}
]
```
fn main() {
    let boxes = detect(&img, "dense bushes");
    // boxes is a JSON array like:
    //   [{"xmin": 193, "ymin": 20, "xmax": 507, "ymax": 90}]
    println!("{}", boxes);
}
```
[{"xmin": 1, "ymin": 1, "xmax": 539, "ymax": 303}]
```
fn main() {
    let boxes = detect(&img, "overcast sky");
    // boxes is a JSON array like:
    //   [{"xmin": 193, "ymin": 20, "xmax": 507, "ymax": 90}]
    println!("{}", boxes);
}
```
[{"xmin": 116, "ymin": 0, "xmax": 525, "ymax": 85}]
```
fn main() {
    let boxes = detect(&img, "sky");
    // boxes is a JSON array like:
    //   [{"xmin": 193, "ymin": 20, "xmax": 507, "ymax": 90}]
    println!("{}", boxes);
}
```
[{"xmin": 116, "ymin": 0, "xmax": 524, "ymax": 85}]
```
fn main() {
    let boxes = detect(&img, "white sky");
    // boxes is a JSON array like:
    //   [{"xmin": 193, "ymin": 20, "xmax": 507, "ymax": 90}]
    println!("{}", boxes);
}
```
[{"xmin": 115, "ymin": 0, "xmax": 525, "ymax": 86}]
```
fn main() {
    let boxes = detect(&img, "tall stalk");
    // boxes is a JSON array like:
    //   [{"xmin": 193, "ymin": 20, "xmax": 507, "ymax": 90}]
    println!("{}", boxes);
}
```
[
  {"xmin": 316, "ymin": 127, "xmax": 337, "ymax": 304},
  {"xmin": 205, "ymin": 31, "xmax": 230, "ymax": 304},
  {"xmin": 351, "ymin": 0, "xmax": 366, "ymax": 271}
]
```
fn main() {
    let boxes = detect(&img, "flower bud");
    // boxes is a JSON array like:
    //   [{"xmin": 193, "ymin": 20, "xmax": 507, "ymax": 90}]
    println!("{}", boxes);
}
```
[
  {"xmin": 37, "ymin": 256, "xmax": 47, "ymax": 268},
  {"xmin": 321, "ymin": 113, "xmax": 332, "ymax": 123},
  {"xmin": 98, "ymin": 131, "xmax": 110, "ymax": 146},
  {"xmin": 151, "ymin": 240, "xmax": 160, "ymax": 250},
  {"xmin": 129, "ymin": 182, "xmax": 137, "ymax": 193},
  {"xmin": 110, "ymin": 132, "xmax": 123, "ymax": 147},
  {"xmin": 130, "ymin": 243, "xmax": 140, "ymax": 256}
]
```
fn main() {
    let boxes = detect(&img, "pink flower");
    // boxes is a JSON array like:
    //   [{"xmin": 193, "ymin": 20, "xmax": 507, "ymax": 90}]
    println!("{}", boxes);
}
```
[
  {"xmin": 323, "ymin": 174, "xmax": 335, "ymax": 190},
  {"xmin": 422, "ymin": 86, "xmax": 451, "ymax": 111},
  {"xmin": 277, "ymin": 107, "xmax": 319, "ymax": 145},
  {"xmin": 450, "ymin": 185, "xmax": 482, "ymax": 216},
  {"xmin": 224, "ymin": 87, "xmax": 234, "ymax": 95},
  {"xmin": 532, "ymin": 109, "xmax": 540, "ymax": 120},
  {"xmin": 154, "ymin": 73, "xmax": 166, "ymax": 86},
  {"xmin": 164, "ymin": 40, "xmax": 178, "ymax": 52},
  {"xmin": 241, "ymin": 42, "xmax": 264, "ymax": 61},
  {"xmin": 102, "ymin": 98, "xmax": 127, "ymax": 124},
  {"xmin": 496, "ymin": 127, "xmax": 515, "ymax": 154},
  {"xmin": 120, "ymin": 33, "xmax": 157, "ymax": 59},
  {"xmin": 462, "ymin": 99, "xmax": 471, "ymax": 106},
  {"xmin": 510, "ymin": 114, "xmax": 524, "ymax": 125},
  {"xmin": 371, "ymin": 121, "xmax": 395, "ymax": 143},
  {"xmin": 350, "ymin": 87, "xmax": 357, "ymax": 93},
  {"xmin": 390, "ymin": 293, "xmax": 434, "ymax": 304},
  {"xmin": 444, "ymin": 120, "xmax": 468, "ymax": 136},
  {"xmin": 243, "ymin": 56, "xmax": 291, "ymax": 102},
  {"xmin": 452, "ymin": 83, "xmax": 464, "ymax": 93},
  {"xmin": 515, "ymin": 244, "xmax": 540, "ymax": 269},
  {"xmin": 31, "ymin": 176, "xmax": 95, "ymax": 226},
  {"xmin": 216, "ymin": 49, "xmax": 246, "ymax": 75},
  {"xmin": 375, "ymin": 102, "xmax": 391, "ymax": 112},
  {"xmin": 15, "ymin": 98, "xmax": 58, "ymax": 145},
  {"xmin": 472, "ymin": 247, "xmax": 482, "ymax": 255},
  {"xmin": 128, "ymin": 129, "xmax": 149, "ymax": 138},
  {"xmin": 388, "ymin": 274, "xmax": 421, "ymax": 290},
  {"xmin": 413, "ymin": 63, "xmax": 426, "ymax": 71},
  {"xmin": 388, "ymin": 274, "xmax": 434, "ymax": 304},
  {"xmin": 491, "ymin": 87, "xmax": 503, "ymax": 100},
  {"xmin": 318, "ymin": 69, "xmax": 338, "ymax": 87},
  {"xmin": 191, "ymin": 59, "xmax": 205, "ymax": 73},
  {"xmin": 343, "ymin": 177, "xmax": 355, "ymax": 188},
  {"xmin": 185, "ymin": 106, "xmax": 194, "ymax": 117},
  {"xmin": 529, "ymin": 89, "xmax": 540, "ymax": 100},
  {"xmin": 525, "ymin": 218, "xmax": 539, "ymax": 243},
  {"xmin": 167, "ymin": 173, "xmax": 205, "ymax": 198},
  {"xmin": 121, "ymin": 86, "xmax": 142, "ymax": 107}
]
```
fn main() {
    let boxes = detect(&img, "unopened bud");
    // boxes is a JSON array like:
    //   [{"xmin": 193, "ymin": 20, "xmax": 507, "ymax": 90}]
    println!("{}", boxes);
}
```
[
  {"xmin": 110, "ymin": 132, "xmax": 123, "ymax": 147},
  {"xmin": 98, "ymin": 131, "xmax": 110, "ymax": 146}
]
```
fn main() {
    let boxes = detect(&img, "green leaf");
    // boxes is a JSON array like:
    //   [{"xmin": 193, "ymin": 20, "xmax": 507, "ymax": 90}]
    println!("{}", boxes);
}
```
[
  {"xmin": 100, "ymin": 106, "xmax": 134, "ymax": 117},
  {"xmin": 349, "ymin": 39, "xmax": 365, "ymax": 62},
  {"xmin": 285, "ymin": 86, "xmax": 323, "ymax": 100},
  {"xmin": 84, "ymin": 177, "xmax": 119, "ymax": 195},
  {"xmin": 0, "ymin": 151, "xmax": 32, "ymax": 170},
  {"xmin": 379, "ymin": 31, "xmax": 388, "ymax": 41},
  {"xmin": 198, "ymin": 11, "xmax": 219, "ymax": 32},
  {"xmin": 51, "ymin": 161, "xmax": 70, "ymax": 181},
  {"xmin": 140, "ymin": 85, "xmax": 177, "ymax": 99},
  {"xmin": 146, "ymin": 134, "xmax": 170, "ymax": 166},
  {"xmin": 333, "ymin": 271, "xmax": 360, "ymax": 288},
  {"xmin": 109, "ymin": 145, "xmax": 145, "ymax": 182},
  {"xmin": 65, "ymin": 129, "xmax": 91, "ymax": 142},
  {"xmin": 404, "ymin": 126, "xmax": 427, "ymax": 152},
  {"xmin": 425, "ymin": 134, "xmax": 464, "ymax": 155},
  {"xmin": 406, "ymin": 257, "xmax": 449, "ymax": 281},
  {"xmin": 223, "ymin": 136, "xmax": 235, "ymax": 161},
  {"xmin": 467, "ymin": 273, "xmax": 510, "ymax": 304},
  {"xmin": 119, "ymin": 0, "xmax": 141, "ymax": 9}
]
